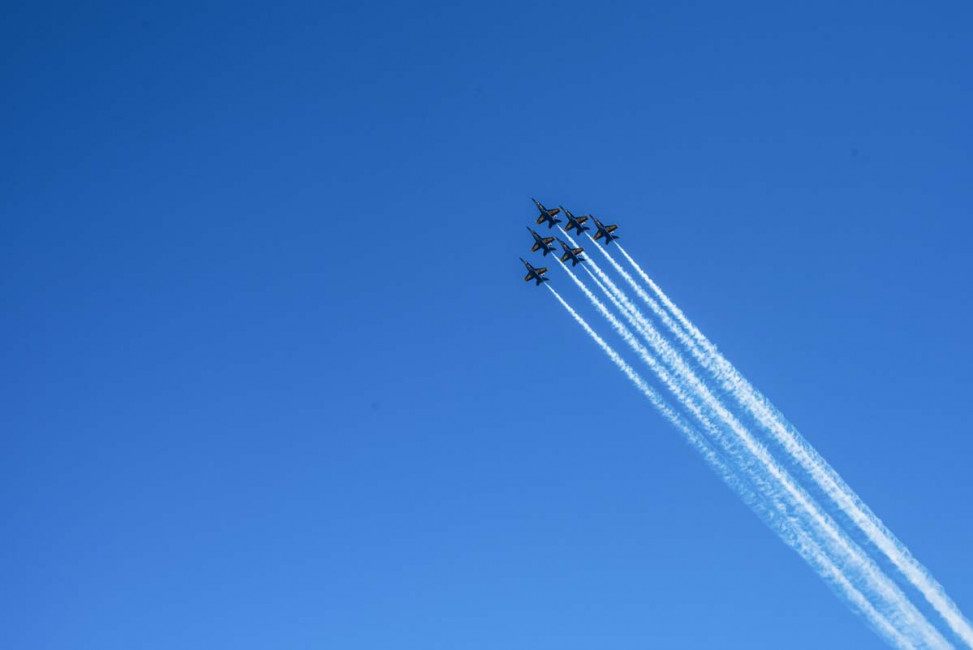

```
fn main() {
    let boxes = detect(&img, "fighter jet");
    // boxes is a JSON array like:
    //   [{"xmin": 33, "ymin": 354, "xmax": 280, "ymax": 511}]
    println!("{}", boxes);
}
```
[
  {"xmin": 557, "ymin": 238, "xmax": 586, "ymax": 267},
  {"xmin": 527, "ymin": 227, "xmax": 557, "ymax": 256},
  {"xmin": 591, "ymin": 216, "xmax": 620, "ymax": 245},
  {"xmin": 520, "ymin": 258, "xmax": 550, "ymax": 285},
  {"xmin": 560, "ymin": 207, "xmax": 591, "ymax": 236},
  {"xmin": 532, "ymin": 198, "xmax": 562, "ymax": 229}
]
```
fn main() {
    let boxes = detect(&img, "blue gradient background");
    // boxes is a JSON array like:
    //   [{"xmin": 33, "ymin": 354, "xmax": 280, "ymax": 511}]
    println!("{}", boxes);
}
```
[{"xmin": 2, "ymin": 2, "xmax": 972, "ymax": 648}]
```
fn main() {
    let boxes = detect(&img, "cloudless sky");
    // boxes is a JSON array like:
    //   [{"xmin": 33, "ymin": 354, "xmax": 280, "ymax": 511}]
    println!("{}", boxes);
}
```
[{"xmin": 2, "ymin": 1, "xmax": 972, "ymax": 648}]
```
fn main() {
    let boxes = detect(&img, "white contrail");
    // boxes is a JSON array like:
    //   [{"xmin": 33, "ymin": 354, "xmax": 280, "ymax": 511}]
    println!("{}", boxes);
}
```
[
  {"xmin": 546, "ymin": 284, "xmax": 913, "ymax": 649},
  {"xmin": 561, "ymin": 233, "xmax": 949, "ymax": 644},
  {"xmin": 555, "ymin": 260, "xmax": 950, "ymax": 649},
  {"xmin": 586, "ymin": 237, "xmax": 704, "ymax": 360},
  {"xmin": 559, "ymin": 230, "xmax": 656, "ymax": 342},
  {"xmin": 612, "ymin": 242, "xmax": 973, "ymax": 648}
]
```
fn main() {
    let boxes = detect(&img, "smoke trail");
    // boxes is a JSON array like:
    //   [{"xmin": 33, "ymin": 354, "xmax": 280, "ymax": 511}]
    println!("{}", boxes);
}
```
[
  {"xmin": 546, "ymin": 285, "xmax": 913, "ymax": 649},
  {"xmin": 556, "ymin": 260, "xmax": 951, "ymax": 649},
  {"xmin": 586, "ymin": 237, "xmax": 704, "ymax": 360},
  {"xmin": 559, "ymin": 230, "xmax": 655, "ymax": 341},
  {"xmin": 613, "ymin": 243, "xmax": 973, "ymax": 648}
]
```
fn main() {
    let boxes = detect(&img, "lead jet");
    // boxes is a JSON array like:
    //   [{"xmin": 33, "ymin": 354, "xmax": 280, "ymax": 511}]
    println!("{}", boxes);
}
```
[
  {"xmin": 532, "ymin": 198, "xmax": 562, "ymax": 229},
  {"xmin": 591, "ymin": 216, "xmax": 620, "ymax": 245},
  {"xmin": 520, "ymin": 258, "xmax": 550, "ymax": 285},
  {"xmin": 560, "ymin": 207, "xmax": 591, "ymax": 236},
  {"xmin": 557, "ymin": 238, "xmax": 586, "ymax": 267},
  {"xmin": 527, "ymin": 227, "xmax": 557, "ymax": 256}
]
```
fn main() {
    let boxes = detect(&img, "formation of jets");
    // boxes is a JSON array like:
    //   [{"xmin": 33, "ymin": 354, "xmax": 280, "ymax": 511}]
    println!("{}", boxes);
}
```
[{"xmin": 520, "ymin": 198, "xmax": 619, "ymax": 285}]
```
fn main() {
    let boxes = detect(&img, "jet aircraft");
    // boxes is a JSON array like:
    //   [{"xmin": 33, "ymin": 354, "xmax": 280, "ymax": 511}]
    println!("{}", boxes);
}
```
[
  {"xmin": 520, "ymin": 258, "xmax": 550, "ymax": 285},
  {"xmin": 527, "ymin": 227, "xmax": 557, "ymax": 256},
  {"xmin": 557, "ymin": 239, "xmax": 586, "ymax": 267},
  {"xmin": 561, "ymin": 208, "xmax": 591, "ymax": 236},
  {"xmin": 532, "ymin": 198, "xmax": 562, "ymax": 229},
  {"xmin": 591, "ymin": 217, "xmax": 620, "ymax": 245}
]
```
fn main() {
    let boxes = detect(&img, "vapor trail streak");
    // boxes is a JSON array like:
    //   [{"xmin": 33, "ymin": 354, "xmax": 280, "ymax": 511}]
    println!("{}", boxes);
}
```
[
  {"xmin": 556, "ymin": 260, "xmax": 950, "ymax": 649},
  {"xmin": 546, "ymin": 285, "xmax": 912, "ymax": 649},
  {"xmin": 613, "ymin": 242, "xmax": 973, "ymax": 648}
]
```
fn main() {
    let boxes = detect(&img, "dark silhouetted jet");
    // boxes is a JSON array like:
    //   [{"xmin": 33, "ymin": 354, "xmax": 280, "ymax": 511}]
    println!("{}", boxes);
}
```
[
  {"xmin": 532, "ymin": 198, "xmax": 562, "ymax": 229},
  {"xmin": 527, "ymin": 227, "xmax": 557, "ymax": 256},
  {"xmin": 557, "ymin": 239, "xmax": 586, "ymax": 267},
  {"xmin": 561, "ymin": 207, "xmax": 591, "ymax": 236},
  {"xmin": 591, "ymin": 217, "xmax": 620, "ymax": 245},
  {"xmin": 520, "ymin": 258, "xmax": 550, "ymax": 285}
]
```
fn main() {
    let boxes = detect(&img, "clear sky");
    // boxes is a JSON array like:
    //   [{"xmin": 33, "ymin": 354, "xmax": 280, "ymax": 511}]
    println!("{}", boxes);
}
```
[{"xmin": 2, "ymin": 1, "xmax": 972, "ymax": 648}]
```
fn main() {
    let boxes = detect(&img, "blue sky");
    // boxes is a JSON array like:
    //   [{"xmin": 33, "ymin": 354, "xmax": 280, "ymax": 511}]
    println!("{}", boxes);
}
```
[{"xmin": 2, "ymin": 1, "xmax": 972, "ymax": 648}]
